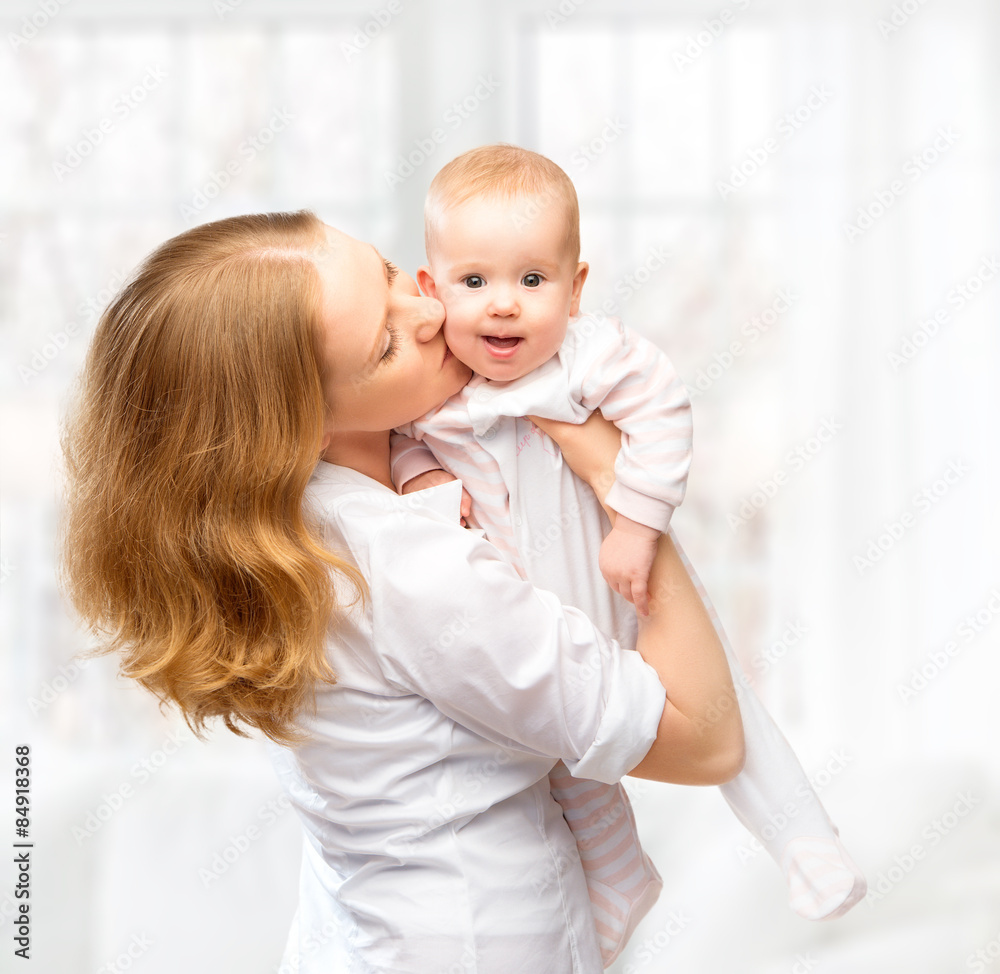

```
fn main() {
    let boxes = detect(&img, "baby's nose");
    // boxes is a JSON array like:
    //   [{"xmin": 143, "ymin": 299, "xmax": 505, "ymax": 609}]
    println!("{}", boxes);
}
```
[{"xmin": 488, "ymin": 288, "xmax": 518, "ymax": 315}]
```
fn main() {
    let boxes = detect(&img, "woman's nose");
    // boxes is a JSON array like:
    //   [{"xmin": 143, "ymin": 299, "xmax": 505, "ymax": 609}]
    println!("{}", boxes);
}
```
[{"xmin": 412, "ymin": 295, "xmax": 446, "ymax": 343}]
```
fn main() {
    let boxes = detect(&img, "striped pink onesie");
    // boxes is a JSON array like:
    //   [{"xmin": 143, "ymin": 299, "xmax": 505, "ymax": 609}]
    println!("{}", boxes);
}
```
[{"xmin": 391, "ymin": 313, "xmax": 690, "ymax": 966}]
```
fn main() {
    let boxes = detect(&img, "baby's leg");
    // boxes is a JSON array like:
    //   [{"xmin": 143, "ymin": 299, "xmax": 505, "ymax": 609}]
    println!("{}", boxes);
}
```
[
  {"xmin": 548, "ymin": 762, "xmax": 662, "ymax": 966},
  {"xmin": 668, "ymin": 530, "xmax": 866, "ymax": 920}
]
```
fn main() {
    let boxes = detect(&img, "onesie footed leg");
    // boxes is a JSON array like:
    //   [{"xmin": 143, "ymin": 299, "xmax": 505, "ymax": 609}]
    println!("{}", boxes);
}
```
[
  {"xmin": 668, "ymin": 531, "xmax": 867, "ymax": 921},
  {"xmin": 718, "ymin": 690, "xmax": 868, "ymax": 920},
  {"xmin": 548, "ymin": 763, "xmax": 662, "ymax": 967},
  {"xmin": 782, "ymin": 834, "xmax": 867, "ymax": 920}
]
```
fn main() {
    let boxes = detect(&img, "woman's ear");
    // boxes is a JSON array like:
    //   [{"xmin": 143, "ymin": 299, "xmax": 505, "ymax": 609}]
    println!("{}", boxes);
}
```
[
  {"xmin": 569, "ymin": 261, "xmax": 589, "ymax": 317},
  {"xmin": 416, "ymin": 266, "xmax": 438, "ymax": 299}
]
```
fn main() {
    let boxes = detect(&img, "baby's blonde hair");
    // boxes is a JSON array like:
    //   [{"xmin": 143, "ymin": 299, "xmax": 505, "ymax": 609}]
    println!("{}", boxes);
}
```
[{"xmin": 425, "ymin": 143, "xmax": 580, "ymax": 261}]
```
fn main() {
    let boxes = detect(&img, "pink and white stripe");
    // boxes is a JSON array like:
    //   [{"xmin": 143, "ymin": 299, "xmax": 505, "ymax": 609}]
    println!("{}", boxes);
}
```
[{"xmin": 548, "ymin": 761, "xmax": 662, "ymax": 967}]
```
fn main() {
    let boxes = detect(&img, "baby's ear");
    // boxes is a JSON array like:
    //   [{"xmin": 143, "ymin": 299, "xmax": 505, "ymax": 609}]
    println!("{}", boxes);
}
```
[
  {"xmin": 569, "ymin": 261, "xmax": 589, "ymax": 317},
  {"xmin": 416, "ymin": 266, "xmax": 438, "ymax": 299}
]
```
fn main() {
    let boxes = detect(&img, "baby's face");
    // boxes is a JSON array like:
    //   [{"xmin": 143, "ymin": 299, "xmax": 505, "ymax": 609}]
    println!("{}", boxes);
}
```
[{"xmin": 420, "ymin": 194, "xmax": 587, "ymax": 381}]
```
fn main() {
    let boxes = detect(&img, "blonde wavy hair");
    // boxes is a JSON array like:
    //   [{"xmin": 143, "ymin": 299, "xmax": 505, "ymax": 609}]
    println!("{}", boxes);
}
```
[{"xmin": 59, "ymin": 210, "xmax": 364, "ymax": 745}]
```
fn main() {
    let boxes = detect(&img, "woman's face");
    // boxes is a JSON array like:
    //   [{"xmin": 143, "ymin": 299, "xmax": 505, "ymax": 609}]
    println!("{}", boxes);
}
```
[{"xmin": 313, "ymin": 225, "xmax": 472, "ymax": 437}]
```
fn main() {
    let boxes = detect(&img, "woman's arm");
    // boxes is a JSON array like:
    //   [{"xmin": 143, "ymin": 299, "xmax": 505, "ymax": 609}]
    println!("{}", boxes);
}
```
[
  {"xmin": 361, "ymin": 490, "xmax": 667, "ymax": 787},
  {"xmin": 529, "ymin": 412, "xmax": 746, "ymax": 786}
]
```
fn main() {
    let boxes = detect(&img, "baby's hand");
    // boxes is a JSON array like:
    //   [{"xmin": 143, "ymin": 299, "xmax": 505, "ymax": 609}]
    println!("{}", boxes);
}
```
[
  {"xmin": 400, "ymin": 469, "xmax": 473, "ymax": 527},
  {"xmin": 599, "ymin": 516, "xmax": 660, "ymax": 616}
]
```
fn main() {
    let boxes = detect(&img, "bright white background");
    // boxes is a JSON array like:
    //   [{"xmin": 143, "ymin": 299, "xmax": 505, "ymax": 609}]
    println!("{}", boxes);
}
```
[{"xmin": 1, "ymin": 1, "xmax": 998, "ymax": 972}]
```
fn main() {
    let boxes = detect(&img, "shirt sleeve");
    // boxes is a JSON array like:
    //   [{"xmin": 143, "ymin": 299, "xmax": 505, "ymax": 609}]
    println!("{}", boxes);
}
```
[
  {"xmin": 389, "ymin": 432, "xmax": 445, "ymax": 490},
  {"xmin": 569, "ymin": 317, "xmax": 693, "ymax": 533},
  {"xmin": 366, "ymin": 506, "xmax": 666, "ymax": 784}
]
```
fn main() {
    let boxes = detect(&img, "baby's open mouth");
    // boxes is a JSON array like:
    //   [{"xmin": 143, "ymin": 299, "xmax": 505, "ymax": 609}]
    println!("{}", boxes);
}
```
[{"xmin": 484, "ymin": 336, "xmax": 521, "ymax": 349}]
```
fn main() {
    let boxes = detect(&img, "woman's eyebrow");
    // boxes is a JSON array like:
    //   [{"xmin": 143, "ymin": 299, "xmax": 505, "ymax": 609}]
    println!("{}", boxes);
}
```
[{"xmin": 371, "ymin": 244, "xmax": 392, "ymax": 282}]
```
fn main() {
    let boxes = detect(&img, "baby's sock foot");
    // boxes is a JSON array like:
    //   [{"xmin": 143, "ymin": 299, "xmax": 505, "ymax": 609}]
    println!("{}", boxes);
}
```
[
  {"xmin": 588, "ymin": 869, "xmax": 663, "ymax": 968},
  {"xmin": 781, "ymin": 835, "xmax": 867, "ymax": 920}
]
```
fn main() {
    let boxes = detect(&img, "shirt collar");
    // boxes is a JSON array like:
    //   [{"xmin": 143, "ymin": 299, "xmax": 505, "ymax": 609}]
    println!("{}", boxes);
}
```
[{"xmin": 310, "ymin": 460, "xmax": 463, "ymax": 521}]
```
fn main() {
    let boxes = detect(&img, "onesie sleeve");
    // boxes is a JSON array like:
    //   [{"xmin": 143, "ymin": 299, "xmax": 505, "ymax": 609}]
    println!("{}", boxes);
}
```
[
  {"xmin": 568, "ymin": 316, "xmax": 693, "ymax": 533},
  {"xmin": 389, "ymin": 432, "xmax": 446, "ymax": 490},
  {"xmin": 366, "ymin": 500, "xmax": 666, "ymax": 784}
]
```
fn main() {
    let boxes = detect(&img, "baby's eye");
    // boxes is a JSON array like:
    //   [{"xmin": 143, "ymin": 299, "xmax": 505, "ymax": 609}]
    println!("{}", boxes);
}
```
[
  {"xmin": 463, "ymin": 275, "xmax": 485, "ymax": 289},
  {"xmin": 522, "ymin": 273, "xmax": 543, "ymax": 288}
]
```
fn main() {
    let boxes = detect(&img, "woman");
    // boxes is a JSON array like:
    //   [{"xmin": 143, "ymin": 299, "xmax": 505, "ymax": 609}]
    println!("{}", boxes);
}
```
[{"xmin": 60, "ymin": 211, "xmax": 743, "ymax": 973}]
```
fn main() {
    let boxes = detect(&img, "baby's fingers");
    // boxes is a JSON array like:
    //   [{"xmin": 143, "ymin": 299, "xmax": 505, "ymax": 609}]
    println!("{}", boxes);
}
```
[
  {"xmin": 606, "ymin": 572, "xmax": 635, "ymax": 608},
  {"xmin": 631, "ymin": 580, "xmax": 650, "ymax": 617}
]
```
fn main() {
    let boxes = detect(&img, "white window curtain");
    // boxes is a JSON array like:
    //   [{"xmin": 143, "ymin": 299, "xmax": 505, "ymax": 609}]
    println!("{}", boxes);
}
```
[{"xmin": 1, "ymin": 2, "xmax": 997, "ymax": 971}]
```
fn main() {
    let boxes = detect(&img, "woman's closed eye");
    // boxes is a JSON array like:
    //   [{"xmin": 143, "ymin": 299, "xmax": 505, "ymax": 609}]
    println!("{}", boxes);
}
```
[
  {"xmin": 378, "ymin": 261, "xmax": 399, "ymax": 364},
  {"xmin": 380, "ymin": 324, "xmax": 400, "ymax": 364}
]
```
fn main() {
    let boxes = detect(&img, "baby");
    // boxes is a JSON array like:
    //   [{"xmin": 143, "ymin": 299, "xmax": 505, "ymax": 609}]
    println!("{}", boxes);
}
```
[
  {"xmin": 391, "ymin": 144, "xmax": 866, "ymax": 963},
  {"xmin": 399, "ymin": 150, "xmax": 677, "ymax": 615}
]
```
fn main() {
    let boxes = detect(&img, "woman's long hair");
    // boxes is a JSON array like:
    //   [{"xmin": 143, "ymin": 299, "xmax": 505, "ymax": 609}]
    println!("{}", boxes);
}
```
[{"xmin": 59, "ymin": 211, "xmax": 364, "ymax": 745}]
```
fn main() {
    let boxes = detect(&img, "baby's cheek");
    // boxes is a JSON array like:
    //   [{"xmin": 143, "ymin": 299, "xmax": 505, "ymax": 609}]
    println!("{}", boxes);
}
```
[{"xmin": 442, "ymin": 315, "xmax": 474, "ymax": 348}]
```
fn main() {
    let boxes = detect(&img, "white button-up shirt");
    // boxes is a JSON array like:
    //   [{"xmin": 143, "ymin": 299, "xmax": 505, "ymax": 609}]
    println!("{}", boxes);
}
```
[{"xmin": 268, "ymin": 462, "xmax": 666, "ymax": 974}]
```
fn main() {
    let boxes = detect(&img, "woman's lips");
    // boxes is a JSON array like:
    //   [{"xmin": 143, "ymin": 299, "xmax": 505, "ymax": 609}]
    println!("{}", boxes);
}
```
[{"xmin": 483, "ymin": 335, "xmax": 522, "ymax": 359}]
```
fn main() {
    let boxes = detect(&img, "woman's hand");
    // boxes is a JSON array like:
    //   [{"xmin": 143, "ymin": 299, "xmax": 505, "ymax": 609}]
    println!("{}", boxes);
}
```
[
  {"xmin": 527, "ymin": 412, "xmax": 621, "ymax": 512},
  {"xmin": 402, "ymin": 469, "xmax": 473, "ymax": 527}
]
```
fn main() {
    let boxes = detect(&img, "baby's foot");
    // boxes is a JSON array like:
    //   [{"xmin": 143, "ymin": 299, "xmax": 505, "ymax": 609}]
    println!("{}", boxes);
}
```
[
  {"xmin": 781, "ymin": 835, "xmax": 867, "ymax": 920},
  {"xmin": 589, "ymin": 870, "xmax": 663, "ymax": 967}
]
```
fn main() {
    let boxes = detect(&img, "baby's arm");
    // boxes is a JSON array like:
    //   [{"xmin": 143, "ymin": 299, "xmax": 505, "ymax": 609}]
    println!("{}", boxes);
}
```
[
  {"xmin": 389, "ymin": 433, "xmax": 472, "ymax": 526},
  {"xmin": 567, "ymin": 318, "xmax": 694, "ymax": 615}
]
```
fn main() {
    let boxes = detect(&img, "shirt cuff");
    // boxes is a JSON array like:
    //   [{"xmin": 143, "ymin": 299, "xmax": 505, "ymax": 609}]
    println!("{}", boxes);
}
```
[
  {"xmin": 562, "ymin": 648, "xmax": 666, "ymax": 785},
  {"xmin": 605, "ymin": 481, "xmax": 676, "ymax": 534},
  {"xmin": 391, "ymin": 444, "xmax": 446, "ymax": 490}
]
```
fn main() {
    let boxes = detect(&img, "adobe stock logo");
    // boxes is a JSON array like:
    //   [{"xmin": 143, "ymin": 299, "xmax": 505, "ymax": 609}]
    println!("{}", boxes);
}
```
[
  {"xmin": 717, "ymin": 86, "xmax": 834, "ymax": 200},
  {"xmin": 727, "ymin": 417, "xmax": 843, "ymax": 532},
  {"xmin": 570, "ymin": 117, "xmax": 627, "ymax": 173},
  {"xmin": 545, "ymin": 0, "xmax": 588, "ymax": 29},
  {"xmin": 968, "ymin": 928, "xmax": 1000, "ymax": 974},
  {"xmin": 674, "ymin": 0, "xmax": 753, "ymax": 73},
  {"xmin": 8, "ymin": 0, "xmax": 73, "ymax": 53},
  {"xmin": 843, "ymin": 127, "xmax": 959, "ymax": 243},
  {"xmin": 896, "ymin": 589, "xmax": 1000, "ymax": 704},
  {"xmin": 383, "ymin": 76, "xmax": 501, "ymax": 189},
  {"xmin": 877, "ymin": 0, "xmax": 933, "ymax": 39},
  {"xmin": 688, "ymin": 289, "xmax": 798, "ymax": 398},
  {"xmin": 52, "ymin": 66, "xmax": 168, "ymax": 181},
  {"xmin": 852, "ymin": 460, "xmax": 970, "ymax": 575},
  {"xmin": 888, "ymin": 255, "xmax": 999, "ymax": 371},
  {"xmin": 341, "ymin": 0, "xmax": 403, "ymax": 63},
  {"xmin": 865, "ymin": 790, "xmax": 979, "ymax": 906}
]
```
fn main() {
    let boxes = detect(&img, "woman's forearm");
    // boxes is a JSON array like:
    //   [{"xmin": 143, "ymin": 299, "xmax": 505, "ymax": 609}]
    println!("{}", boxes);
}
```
[
  {"xmin": 529, "ymin": 412, "xmax": 745, "ymax": 786},
  {"xmin": 534, "ymin": 412, "xmax": 621, "ymax": 517},
  {"xmin": 627, "ymin": 533, "xmax": 744, "ymax": 785}
]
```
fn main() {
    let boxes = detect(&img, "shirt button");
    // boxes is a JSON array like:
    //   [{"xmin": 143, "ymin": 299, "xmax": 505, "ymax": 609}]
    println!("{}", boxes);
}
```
[{"xmin": 515, "ymin": 517, "xmax": 523, "ymax": 526}]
